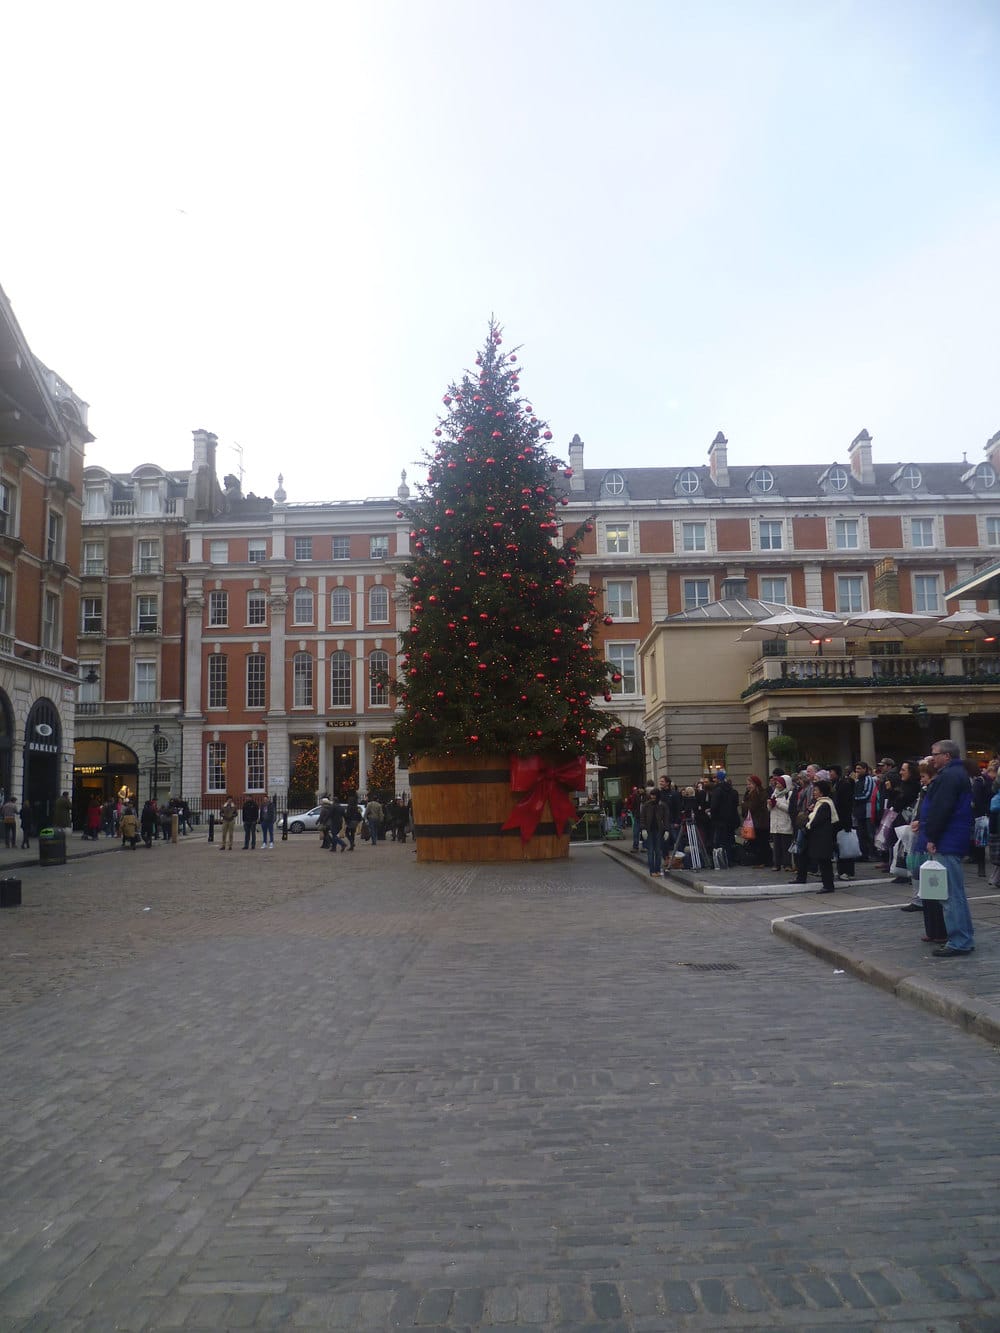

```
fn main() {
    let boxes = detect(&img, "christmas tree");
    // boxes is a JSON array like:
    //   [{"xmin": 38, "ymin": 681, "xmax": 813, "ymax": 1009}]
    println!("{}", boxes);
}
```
[{"xmin": 387, "ymin": 321, "xmax": 618, "ymax": 761}]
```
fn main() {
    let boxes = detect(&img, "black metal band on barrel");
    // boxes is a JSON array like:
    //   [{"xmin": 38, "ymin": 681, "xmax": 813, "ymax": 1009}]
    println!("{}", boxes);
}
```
[
  {"xmin": 409, "ymin": 770, "xmax": 510, "ymax": 786},
  {"xmin": 414, "ymin": 822, "xmax": 559, "ymax": 838}
]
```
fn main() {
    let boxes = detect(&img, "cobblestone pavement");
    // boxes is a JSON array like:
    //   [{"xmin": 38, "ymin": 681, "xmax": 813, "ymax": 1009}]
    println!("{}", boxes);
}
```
[{"xmin": 2, "ymin": 837, "xmax": 1000, "ymax": 1330}]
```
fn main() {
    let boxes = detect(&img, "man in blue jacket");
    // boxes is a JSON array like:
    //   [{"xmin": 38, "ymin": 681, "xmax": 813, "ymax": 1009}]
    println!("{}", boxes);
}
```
[{"xmin": 924, "ymin": 739, "xmax": 975, "ymax": 956}]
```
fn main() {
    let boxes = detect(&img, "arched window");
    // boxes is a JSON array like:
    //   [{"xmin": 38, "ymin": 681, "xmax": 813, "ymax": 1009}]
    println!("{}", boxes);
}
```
[
  {"xmin": 292, "ymin": 652, "xmax": 313, "ymax": 707},
  {"xmin": 330, "ymin": 651, "xmax": 352, "ymax": 707},
  {"xmin": 827, "ymin": 466, "xmax": 849, "ymax": 492},
  {"xmin": 975, "ymin": 462, "xmax": 996, "ymax": 489},
  {"xmin": 369, "ymin": 650, "xmax": 389, "ymax": 706},
  {"xmin": 751, "ymin": 467, "xmax": 775, "ymax": 493},
  {"xmin": 677, "ymin": 470, "xmax": 700, "ymax": 495},
  {"xmin": 899, "ymin": 464, "xmax": 922, "ymax": 489},
  {"xmin": 602, "ymin": 471, "xmax": 625, "ymax": 496},
  {"xmin": 368, "ymin": 585, "xmax": 389, "ymax": 624},
  {"xmin": 330, "ymin": 587, "xmax": 352, "ymax": 624}
]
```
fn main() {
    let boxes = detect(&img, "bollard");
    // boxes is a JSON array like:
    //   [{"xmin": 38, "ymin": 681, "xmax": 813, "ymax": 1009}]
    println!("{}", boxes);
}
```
[
  {"xmin": 0, "ymin": 876, "xmax": 21, "ymax": 908},
  {"xmin": 281, "ymin": 812, "xmax": 288, "ymax": 841},
  {"xmin": 170, "ymin": 813, "xmax": 179, "ymax": 844},
  {"xmin": 207, "ymin": 813, "xmax": 215, "ymax": 843}
]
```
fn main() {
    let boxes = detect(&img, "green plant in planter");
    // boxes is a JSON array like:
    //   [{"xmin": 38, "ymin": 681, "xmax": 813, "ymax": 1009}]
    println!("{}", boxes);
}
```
[{"xmin": 767, "ymin": 733, "xmax": 801, "ymax": 768}]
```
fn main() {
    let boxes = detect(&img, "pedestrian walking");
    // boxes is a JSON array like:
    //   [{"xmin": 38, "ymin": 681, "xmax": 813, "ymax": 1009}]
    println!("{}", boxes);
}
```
[
  {"xmin": 344, "ymin": 795, "xmax": 362, "ymax": 850},
  {"xmin": 365, "ymin": 796, "xmax": 384, "ymax": 845},
  {"xmin": 1, "ymin": 796, "xmax": 18, "ymax": 849},
  {"xmin": 241, "ymin": 796, "xmax": 259, "ymax": 850},
  {"xmin": 924, "ymin": 739, "xmax": 975, "ymax": 957},
  {"xmin": 18, "ymin": 799, "xmax": 32, "ymax": 849},
  {"xmin": 119, "ymin": 806, "xmax": 139, "ymax": 850}
]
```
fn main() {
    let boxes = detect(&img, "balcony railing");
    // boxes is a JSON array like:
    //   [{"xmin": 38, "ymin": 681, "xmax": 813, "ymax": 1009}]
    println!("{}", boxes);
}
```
[
  {"xmin": 745, "ymin": 649, "xmax": 1000, "ymax": 697},
  {"xmin": 75, "ymin": 699, "xmax": 182, "ymax": 717}
]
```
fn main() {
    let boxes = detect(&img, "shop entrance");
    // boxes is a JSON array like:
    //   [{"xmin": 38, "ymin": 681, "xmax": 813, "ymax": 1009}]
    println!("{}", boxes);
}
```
[{"xmin": 73, "ymin": 739, "xmax": 139, "ymax": 827}]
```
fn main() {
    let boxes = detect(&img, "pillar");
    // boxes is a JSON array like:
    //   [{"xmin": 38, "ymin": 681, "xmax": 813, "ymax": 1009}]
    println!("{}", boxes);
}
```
[
  {"xmin": 858, "ymin": 716, "xmax": 876, "ymax": 770},
  {"xmin": 948, "ymin": 714, "xmax": 968, "ymax": 755},
  {"xmin": 750, "ymin": 725, "xmax": 768, "ymax": 780}
]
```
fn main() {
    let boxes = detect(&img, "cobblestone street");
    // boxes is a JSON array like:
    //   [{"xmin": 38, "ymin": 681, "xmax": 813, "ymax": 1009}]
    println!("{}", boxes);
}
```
[{"xmin": 1, "ymin": 835, "xmax": 999, "ymax": 1330}]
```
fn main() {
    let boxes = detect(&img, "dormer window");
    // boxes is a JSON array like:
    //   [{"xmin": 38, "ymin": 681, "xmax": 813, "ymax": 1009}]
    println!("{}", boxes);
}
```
[
  {"xmin": 677, "ymin": 470, "xmax": 700, "ymax": 496},
  {"xmin": 602, "ymin": 471, "xmax": 625, "ymax": 496},
  {"xmin": 750, "ymin": 467, "xmax": 775, "ymax": 493},
  {"xmin": 974, "ymin": 462, "xmax": 996, "ymax": 489},
  {"xmin": 827, "ymin": 467, "xmax": 849, "ymax": 492},
  {"xmin": 898, "ymin": 464, "xmax": 922, "ymax": 490}
]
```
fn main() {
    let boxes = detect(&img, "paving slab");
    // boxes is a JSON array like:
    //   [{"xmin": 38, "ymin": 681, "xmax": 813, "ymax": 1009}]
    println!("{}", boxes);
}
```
[{"xmin": 2, "ymin": 836, "xmax": 1000, "ymax": 1329}]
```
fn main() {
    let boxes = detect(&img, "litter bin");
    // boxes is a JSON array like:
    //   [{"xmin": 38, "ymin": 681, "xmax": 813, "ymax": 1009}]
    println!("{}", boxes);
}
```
[
  {"xmin": 38, "ymin": 828, "xmax": 66, "ymax": 866},
  {"xmin": 0, "ymin": 877, "xmax": 21, "ymax": 907}
]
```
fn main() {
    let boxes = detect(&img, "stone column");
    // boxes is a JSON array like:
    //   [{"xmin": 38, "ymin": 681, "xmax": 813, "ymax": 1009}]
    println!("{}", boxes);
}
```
[
  {"xmin": 268, "ymin": 589, "xmax": 287, "ymax": 715},
  {"xmin": 858, "ymin": 715, "xmax": 876, "ymax": 770},
  {"xmin": 358, "ymin": 732, "xmax": 368, "ymax": 795},
  {"xmin": 318, "ymin": 732, "xmax": 329, "ymax": 796},
  {"xmin": 949, "ymin": 714, "xmax": 968, "ymax": 755},
  {"xmin": 750, "ymin": 724, "xmax": 768, "ymax": 780}
]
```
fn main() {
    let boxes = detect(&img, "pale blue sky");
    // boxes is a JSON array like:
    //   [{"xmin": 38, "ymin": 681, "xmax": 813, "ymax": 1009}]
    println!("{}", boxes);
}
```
[{"xmin": 3, "ymin": 0, "xmax": 997, "ymax": 500}]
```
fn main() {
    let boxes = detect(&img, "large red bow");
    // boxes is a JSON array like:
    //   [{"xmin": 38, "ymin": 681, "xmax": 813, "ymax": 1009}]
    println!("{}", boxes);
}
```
[{"xmin": 501, "ymin": 755, "xmax": 587, "ymax": 843}]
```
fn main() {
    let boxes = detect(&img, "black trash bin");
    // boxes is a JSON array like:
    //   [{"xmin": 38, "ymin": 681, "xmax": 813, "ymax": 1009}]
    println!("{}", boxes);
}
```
[
  {"xmin": 38, "ymin": 828, "xmax": 67, "ymax": 866},
  {"xmin": 0, "ymin": 877, "xmax": 21, "ymax": 907}
]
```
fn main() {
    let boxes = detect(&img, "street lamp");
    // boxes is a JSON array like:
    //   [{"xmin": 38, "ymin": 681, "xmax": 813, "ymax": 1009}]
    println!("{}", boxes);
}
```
[{"xmin": 151, "ymin": 723, "xmax": 160, "ymax": 800}]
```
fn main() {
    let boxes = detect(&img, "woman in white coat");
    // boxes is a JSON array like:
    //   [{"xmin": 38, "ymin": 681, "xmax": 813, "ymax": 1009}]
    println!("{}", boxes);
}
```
[{"xmin": 768, "ymin": 775, "xmax": 794, "ymax": 871}]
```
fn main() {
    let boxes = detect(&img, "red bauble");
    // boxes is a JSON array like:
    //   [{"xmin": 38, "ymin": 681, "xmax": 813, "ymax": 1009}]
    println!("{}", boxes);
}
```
[
  {"xmin": 473, "ymin": 394, "xmax": 482, "ymax": 402},
  {"xmin": 477, "ymin": 663, "xmax": 487, "ymax": 671},
  {"xmin": 491, "ymin": 431, "xmax": 502, "ymax": 439},
  {"xmin": 543, "ymin": 430, "xmax": 553, "ymax": 440},
  {"xmin": 603, "ymin": 616, "xmax": 613, "ymax": 625},
  {"xmin": 468, "ymin": 641, "xmax": 478, "ymax": 649},
  {"xmin": 510, "ymin": 353, "xmax": 517, "ymax": 362},
  {"xmin": 486, "ymin": 457, "xmax": 496, "ymax": 464},
  {"xmin": 501, "ymin": 572, "xmax": 512, "ymax": 580},
  {"xmin": 560, "ymin": 497, "xmax": 569, "ymax": 506},
  {"xmin": 612, "ymin": 672, "xmax": 622, "ymax": 682},
  {"xmin": 553, "ymin": 628, "xmax": 562, "ymax": 635},
  {"xmin": 479, "ymin": 613, "xmax": 489, "ymax": 621},
  {"xmin": 604, "ymin": 693, "xmax": 612, "ymax": 703},
  {"xmin": 447, "ymin": 622, "xmax": 456, "ymax": 630},
  {"xmin": 469, "ymin": 734, "xmax": 479, "ymax": 742},
  {"xmin": 396, "ymin": 510, "xmax": 404, "ymax": 518},
  {"xmin": 447, "ymin": 461, "xmax": 457, "ymax": 469},
  {"xmin": 491, "ymin": 521, "xmax": 503, "ymax": 530},
  {"xmin": 464, "ymin": 426, "xmax": 474, "ymax": 435},
  {"xmin": 436, "ymin": 690, "xmax": 445, "ymax": 699},
  {"xmin": 563, "ymin": 468, "xmax": 573, "ymax": 478},
  {"xmin": 443, "ymin": 395, "xmax": 451, "ymax": 405}
]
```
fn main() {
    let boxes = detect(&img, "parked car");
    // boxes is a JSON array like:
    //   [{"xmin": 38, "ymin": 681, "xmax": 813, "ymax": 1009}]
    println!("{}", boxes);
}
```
[{"xmin": 286, "ymin": 803, "xmax": 365, "ymax": 834}]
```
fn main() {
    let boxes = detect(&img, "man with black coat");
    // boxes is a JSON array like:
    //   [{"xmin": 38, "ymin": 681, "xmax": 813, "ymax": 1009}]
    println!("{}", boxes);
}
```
[{"xmin": 708, "ymin": 769, "xmax": 740, "ymax": 864}]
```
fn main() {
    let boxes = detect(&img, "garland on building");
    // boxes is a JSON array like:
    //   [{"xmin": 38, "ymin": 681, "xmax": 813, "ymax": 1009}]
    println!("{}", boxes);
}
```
[{"xmin": 384, "ymin": 320, "xmax": 619, "ymax": 760}]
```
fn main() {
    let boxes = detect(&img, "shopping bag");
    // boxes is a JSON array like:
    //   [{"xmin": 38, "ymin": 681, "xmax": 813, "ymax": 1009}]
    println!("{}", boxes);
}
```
[
  {"xmin": 973, "ymin": 815, "xmax": 989, "ymax": 848},
  {"xmin": 836, "ymin": 828, "xmax": 861, "ymax": 860},
  {"xmin": 918, "ymin": 858, "xmax": 948, "ymax": 900},
  {"xmin": 712, "ymin": 846, "xmax": 729, "ymax": 870},
  {"xmin": 873, "ymin": 807, "xmax": 896, "ymax": 852},
  {"xmin": 740, "ymin": 814, "xmax": 756, "ymax": 842}
]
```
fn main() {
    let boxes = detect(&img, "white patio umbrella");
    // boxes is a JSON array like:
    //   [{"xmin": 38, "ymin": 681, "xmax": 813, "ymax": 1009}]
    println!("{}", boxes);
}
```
[
  {"xmin": 738, "ymin": 612, "xmax": 846, "ymax": 643},
  {"xmin": 840, "ymin": 609, "xmax": 938, "ymax": 638},
  {"xmin": 934, "ymin": 610, "xmax": 1000, "ymax": 638}
]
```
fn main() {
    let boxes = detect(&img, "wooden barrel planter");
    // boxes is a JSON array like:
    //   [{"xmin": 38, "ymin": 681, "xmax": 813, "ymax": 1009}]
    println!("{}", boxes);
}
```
[{"xmin": 409, "ymin": 754, "xmax": 571, "ymax": 863}]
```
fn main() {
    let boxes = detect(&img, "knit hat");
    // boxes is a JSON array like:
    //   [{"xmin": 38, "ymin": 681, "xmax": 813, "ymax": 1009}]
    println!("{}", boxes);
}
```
[{"xmin": 716, "ymin": 769, "xmax": 727, "ymax": 780}]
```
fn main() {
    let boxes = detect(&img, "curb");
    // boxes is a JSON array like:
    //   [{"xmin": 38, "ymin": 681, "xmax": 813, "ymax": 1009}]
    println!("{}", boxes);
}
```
[
  {"xmin": 602, "ymin": 843, "xmax": 814, "ymax": 902},
  {"xmin": 772, "ymin": 916, "xmax": 1000, "ymax": 1046}
]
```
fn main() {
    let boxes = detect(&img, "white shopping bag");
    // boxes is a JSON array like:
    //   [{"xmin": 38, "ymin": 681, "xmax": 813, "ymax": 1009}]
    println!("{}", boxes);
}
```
[{"xmin": 918, "ymin": 858, "xmax": 948, "ymax": 900}]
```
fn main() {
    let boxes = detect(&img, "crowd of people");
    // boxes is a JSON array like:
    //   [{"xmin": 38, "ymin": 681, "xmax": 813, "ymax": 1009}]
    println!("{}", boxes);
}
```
[
  {"xmin": 627, "ymin": 741, "xmax": 986, "ymax": 958},
  {"xmin": 312, "ymin": 794, "xmax": 413, "ymax": 852}
]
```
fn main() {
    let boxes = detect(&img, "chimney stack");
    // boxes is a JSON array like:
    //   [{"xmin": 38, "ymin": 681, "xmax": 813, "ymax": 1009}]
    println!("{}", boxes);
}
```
[
  {"xmin": 567, "ymin": 433, "xmax": 586, "ymax": 492},
  {"xmin": 708, "ymin": 431, "xmax": 729, "ymax": 487},
  {"xmin": 848, "ymin": 429, "xmax": 874, "ymax": 486}
]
